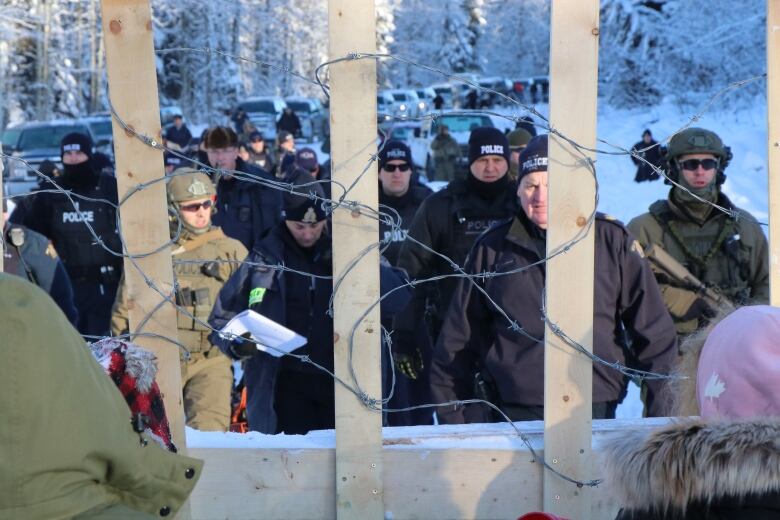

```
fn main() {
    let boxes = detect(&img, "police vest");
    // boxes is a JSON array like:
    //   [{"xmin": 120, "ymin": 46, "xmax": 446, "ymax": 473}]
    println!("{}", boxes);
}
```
[{"xmin": 47, "ymin": 176, "xmax": 122, "ymax": 278}]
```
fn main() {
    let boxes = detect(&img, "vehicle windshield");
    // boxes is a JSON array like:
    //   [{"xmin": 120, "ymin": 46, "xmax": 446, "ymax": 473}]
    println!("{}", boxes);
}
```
[
  {"xmin": 377, "ymin": 96, "xmax": 388, "ymax": 106},
  {"xmin": 433, "ymin": 87, "xmax": 450, "ymax": 95},
  {"xmin": 436, "ymin": 115, "xmax": 492, "ymax": 133},
  {"xmin": 17, "ymin": 125, "xmax": 90, "ymax": 150},
  {"xmin": 240, "ymin": 101, "xmax": 276, "ymax": 113},
  {"xmin": 285, "ymin": 101, "xmax": 311, "ymax": 113},
  {"xmin": 391, "ymin": 93, "xmax": 407, "ymax": 101},
  {"xmin": 88, "ymin": 120, "xmax": 113, "ymax": 138},
  {"xmin": 390, "ymin": 127, "xmax": 414, "ymax": 140},
  {"xmin": 2, "ymin": 128, "xmax": 22, "ymax": 149}
]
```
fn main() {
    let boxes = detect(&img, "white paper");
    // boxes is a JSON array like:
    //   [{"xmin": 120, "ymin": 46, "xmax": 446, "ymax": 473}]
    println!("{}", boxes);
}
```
[{"xmin": 220, "ymin": 310, "xmax": 307, "ymax": 357}]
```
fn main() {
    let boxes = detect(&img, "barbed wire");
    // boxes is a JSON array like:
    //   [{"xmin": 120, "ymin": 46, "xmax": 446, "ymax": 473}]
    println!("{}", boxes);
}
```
[{"xmin": 0, "ymin": 46, "xmax": 764, "ymax": 490}]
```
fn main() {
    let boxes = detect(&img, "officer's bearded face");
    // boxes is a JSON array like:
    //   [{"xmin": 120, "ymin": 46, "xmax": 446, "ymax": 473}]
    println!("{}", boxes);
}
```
[
  {"xmin": 517, "ymin": 171, "xmax": 549, "ymax": 229},
  {"xmin": 470, "ymin": 155, "xmax": 508, "ymax": 183},
  {"xmin": 207, "ymin": 146, "xmax": 239, "ymax": 171},
  {"xmin": 285, "ymin": 219, "xmax": 326, "ymax": 248},
  {"xmin": 178, "ymin": 197, "xmax": 214, "ymax": 230}
]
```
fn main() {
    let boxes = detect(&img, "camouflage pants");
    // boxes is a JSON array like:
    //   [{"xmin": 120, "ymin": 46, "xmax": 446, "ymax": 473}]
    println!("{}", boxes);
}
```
[{"xmin": 183, "ymin": 348, "xmax": 232, "ymax": 431}]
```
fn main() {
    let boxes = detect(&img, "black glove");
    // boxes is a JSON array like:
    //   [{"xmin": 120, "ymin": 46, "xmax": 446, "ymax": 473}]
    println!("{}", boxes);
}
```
[
  {"xmin": 395, "ymin": 348, "xmax": 424, "ymax": 380},
  {"xmin": 680, "ymin": 297, "xmax": 716, "ymax": 322},
  {"xmin": 228, "ymin": 332, "xmax": 257, "ymax": 360}
]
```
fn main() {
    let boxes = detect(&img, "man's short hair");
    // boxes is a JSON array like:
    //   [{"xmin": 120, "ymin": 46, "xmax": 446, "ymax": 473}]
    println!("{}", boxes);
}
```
[{"xmin": 204, "ymin": 126, "xmax": 238, "ymax": 149}]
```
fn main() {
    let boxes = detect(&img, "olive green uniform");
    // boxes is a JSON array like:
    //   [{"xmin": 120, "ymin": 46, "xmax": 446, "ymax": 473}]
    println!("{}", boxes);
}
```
[
  {"xmin": 628, "ymin": 191, "xmax": 769, "ymax": 334},
  {"xmin": 1, "ymin": 274, "xmax": 202, "ymax": 519},
  {"xmin": 112, "ymin": 227, "xmax": 247, "ymax": 431}
]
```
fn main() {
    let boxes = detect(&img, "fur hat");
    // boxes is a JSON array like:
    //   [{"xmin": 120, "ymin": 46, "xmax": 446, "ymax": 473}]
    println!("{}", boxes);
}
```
[{"xmin": 203, "ymin": 126, "xmax": 238, "ymax": 149}]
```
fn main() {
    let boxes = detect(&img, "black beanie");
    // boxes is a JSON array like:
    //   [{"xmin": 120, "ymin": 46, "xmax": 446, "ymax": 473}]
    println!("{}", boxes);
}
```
[
  {"xmin": 378, "ymin": 140, "xmax": 412, "ymax": 170},
  {"xmin": 468, "ymin": 127, "xmax": 510, "ymax": 167},
  {"xmin": 283, "ymin": 171, "xmax": 327, "ymax": 223},
  {"xmin": 60, "ymin": 132, "xmax": 94, "ymax": 161},
  {"xmin": 518, "ymin": 134, "xmax": 548, "ymax": 181}
]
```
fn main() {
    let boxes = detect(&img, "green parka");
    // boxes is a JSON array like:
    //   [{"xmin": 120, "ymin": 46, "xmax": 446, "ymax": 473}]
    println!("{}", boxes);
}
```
[
  {"xmin": 628, "ymin": 191, "xmax": 769, "ymax": 334},
  {"xmin": 0, "ymin": 273, "xmax": 203, "ymax": 519}
]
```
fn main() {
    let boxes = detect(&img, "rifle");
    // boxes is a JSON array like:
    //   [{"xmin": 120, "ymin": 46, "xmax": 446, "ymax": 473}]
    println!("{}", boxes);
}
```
[{"xmin": 643, "ymin": 243, "xmax": 735, "ymax": 312}]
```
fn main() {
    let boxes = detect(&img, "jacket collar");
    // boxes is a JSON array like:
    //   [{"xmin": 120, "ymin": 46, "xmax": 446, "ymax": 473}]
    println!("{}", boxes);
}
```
[{"xmin": 602, "ymin": 418, "xmax": 780, "ymax": 514}]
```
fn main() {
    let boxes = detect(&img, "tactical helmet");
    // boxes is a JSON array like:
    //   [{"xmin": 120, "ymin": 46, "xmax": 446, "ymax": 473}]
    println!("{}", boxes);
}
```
[
  {"xmin": 663, "ymin": 127, "xmax": 732, "ymax": 185},
  {"xmin": 167, "ymin": 167, "xmax": 216, "ymax": 204}
]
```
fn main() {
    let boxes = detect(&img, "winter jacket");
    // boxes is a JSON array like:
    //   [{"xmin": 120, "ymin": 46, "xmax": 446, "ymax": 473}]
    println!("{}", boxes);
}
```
[
  {"xmin": 430, "ymin": 133, "xmax": 462, "ymax": 182},
  {"xmin": 277, "ymin": 111, "xmax": 302, "ymax": 136},
  {"xmin": 394, "ymin": 176, "xmax": 518, "ymax": 352},
  {"xmin": 431, "ymin": 213, "xmax": 678, "ymax": 423},
  {"xmin": 0, "ymin": 274, "xmax": 202, "ymax": 519},
  {"xmin": 209, "ymin": 224, "xmax": 412, "ymax": 433},
  {"xmin": 603, "ymin": 419, "xmax": 780, "ymax": 520},
  {"xmin": 3, "ymin": 222, "xmax": 78, "ymax": 326},
  {"xmin": 630, "ymin": 139, "xmax": 663, "ymax": 182},
  {"xmin": 212, "ymin": 158, "xmax": 282, "ymax": 250},
  {"xmin": 628, "ymin": 191, "xmax": 769, "ymax": 334},
  {"xmin": 164, "ymin": 123, "xmax": 193, "ymax": 150},
  {"xmin": 12, "ymin": 172, "xmax": 123, "ymax": 282},
  {"xmin": 378, "ymin": 184, "xmax": 433, "ymax": 266}
]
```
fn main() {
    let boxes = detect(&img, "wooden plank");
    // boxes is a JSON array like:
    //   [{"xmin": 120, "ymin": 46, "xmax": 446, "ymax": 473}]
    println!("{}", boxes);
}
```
[
  {"xmin": 327, "ymin": 1, "xmax": 383, "ymax": 518},
  {"xmin": 768, "ymin": 0, "xmax": 780, "ymax": 305},
  {"xmin": 100, "ymin": 0, "xmax": 186, "ymax": 446},
  {"xmin": 187, "ymin": 419, "xmax": 672, "ymax": 519},
  {"xmin": 544, "ymin": 1, "xmax": 600, "ymax": 518}
]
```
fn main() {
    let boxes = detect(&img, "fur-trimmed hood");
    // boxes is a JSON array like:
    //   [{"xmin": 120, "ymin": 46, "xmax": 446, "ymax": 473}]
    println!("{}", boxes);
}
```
[{"xmin": 602, "ymin": 419, "xmax": 780, "ymax": 515}]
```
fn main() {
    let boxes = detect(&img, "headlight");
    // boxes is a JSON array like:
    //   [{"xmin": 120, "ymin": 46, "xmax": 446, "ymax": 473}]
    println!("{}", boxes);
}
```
[
  {"xmin": 418, "ymin": 102, "xmax": 426, "ymax": 110},
  {"xmin": 399, "ymin": 104, "xmax": 407, "ymax": 111}
]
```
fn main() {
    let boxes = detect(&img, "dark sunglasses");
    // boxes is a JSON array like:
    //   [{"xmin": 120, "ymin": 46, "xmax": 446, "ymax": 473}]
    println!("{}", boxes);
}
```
[
  {"xmin": 679, "ymin": 158, "xmax": 718, "ymax": 171},
  {"xmin": 250, "ymin": 138, "xmax": 264, "ymax": 143},
  {"xmin": 382, "ymin": 163, "xmax": 411, "ymax": 173},
  {"xmin": 180, "ymin": 199, "xmax": 215, "ymax": 212}
]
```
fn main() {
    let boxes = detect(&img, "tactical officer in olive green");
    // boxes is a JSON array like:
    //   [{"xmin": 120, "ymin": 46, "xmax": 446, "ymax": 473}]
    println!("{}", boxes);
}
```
[
  {"xmin": 628, "ymin": 128, "xmax": 769, "ymax": 335},
  {"xmin": 112, "ymin": 168, "xmax": 248, "ymax": 431}
]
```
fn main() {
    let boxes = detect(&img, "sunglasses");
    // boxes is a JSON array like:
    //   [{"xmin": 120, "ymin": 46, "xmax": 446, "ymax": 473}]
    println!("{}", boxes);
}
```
[
  {"xmin": 679, "ymin": 158, "xmax": 718, "ymax": 171},
  {"xmin": 180, "ymin": 199, "xmax": 215, "ymax": 212},
  {"xmin": 382, "ymin": 163, "xmax": 411, "ymax": 173}
]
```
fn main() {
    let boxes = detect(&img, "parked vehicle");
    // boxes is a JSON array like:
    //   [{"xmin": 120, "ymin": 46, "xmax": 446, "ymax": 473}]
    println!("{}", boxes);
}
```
[
  {"xmin": 2, "ymin": 120, "xmax": 94, "ymax": 195},
  {"xmin": 415, "ymin": 87, "xmax": 437, "ymax": 114},
  {"xmin": 80, "ymin": 114, "xmax": 114, "ymax": 158},
  {"xmin": 237, "ymin": 97, "xmax": 287, "ymax": 141},
  {"xmin": 377, "ymin": 91, "xmax": 395, "ymax": 122},
  {"xmin": 284, "ymin": 96, "xmax": 328, "ymax": 140},
  {"xmin": 417, "ymin": 110, "xmax": 495, "ymax": 178},
  {"xmin": 384, "ymin": 89, "xmax": 423, "ymax": 119},
  {"xmin": 477, "ymin": 76, "xmax": 513, "ymax": 105},
  {"xmin": 430, "ymin": 83, "xmax": 456, "ymax": 108}
]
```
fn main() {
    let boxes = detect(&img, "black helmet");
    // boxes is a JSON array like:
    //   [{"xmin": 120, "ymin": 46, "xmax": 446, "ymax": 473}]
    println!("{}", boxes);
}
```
[{"xmin": 663, "ymin": 127, "xmax": 732, "ymax": 185}]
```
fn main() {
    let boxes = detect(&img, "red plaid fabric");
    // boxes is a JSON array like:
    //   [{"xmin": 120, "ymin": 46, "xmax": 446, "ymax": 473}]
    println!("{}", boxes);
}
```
[{"xmin": 90, "ymin": 338, "xmax": 176, "ymax": 452}]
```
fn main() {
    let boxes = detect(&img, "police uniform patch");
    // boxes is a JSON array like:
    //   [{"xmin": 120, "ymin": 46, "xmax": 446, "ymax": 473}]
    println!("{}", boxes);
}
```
[
  {"xmin": 188, "ymin": 179, "xmax": 209, "ymax": 197},
  {"xmin": 302, "ymin": 207, "xmax": 318, "ymax": 224},
  {"xmin": 248, "ymin": 287, "xmax": 266, "ymax": 306},
  {"xmin": 631, "ymin": 239, "xmax": 645, "ymax": 258}
]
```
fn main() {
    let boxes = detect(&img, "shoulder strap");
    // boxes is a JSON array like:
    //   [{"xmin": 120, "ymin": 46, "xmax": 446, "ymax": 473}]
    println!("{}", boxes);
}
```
[{"xmin": 172, "ymin": 228, "xmax": 226, "ymax": 255}]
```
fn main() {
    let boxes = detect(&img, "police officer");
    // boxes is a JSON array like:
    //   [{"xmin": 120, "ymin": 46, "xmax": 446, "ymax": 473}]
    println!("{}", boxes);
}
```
[
  {"xmin": 112, "ymin": 169, "xmax": 247, "ymax": 431},
  {"xmin": 3, "ymin": 199, "xmax": 78, "ymax": 325},
  {"xmin": 393, "ymin": 127, "xmax": 518, "ymax": 385},
  {"xmin": 246, "ymin": 130, "xmax": 275, "ymax": 172},
  {"xmin": 628, "ymin": 128, "xmax": 769, "ymax": 336},
  {"xmin": 205, "ymin": 126, "xmax": 282, "ymax": 251},
  {"xmin": 431, "ymin": 135, "xmax": 678, "ymax": 423},
  {"xmin": 507, "ymin": 128, "xmax": 532, "ymax": 180},
  {"xmin": 378, "ymin": 141, "xmax": 433, "ymax": 426},
  {"xmin": 208, "ymin": 173, "xmax": 411, "ymax": 434},
  {"xmin": 10, "ymin": 132, "xmax": 122, "ymax": 337},
  {"xmin": 209, "ymin": 173, "xmax": 335, "ymax": 434}
]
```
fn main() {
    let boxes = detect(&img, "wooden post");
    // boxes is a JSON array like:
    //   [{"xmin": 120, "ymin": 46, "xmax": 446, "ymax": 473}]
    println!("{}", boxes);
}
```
[
  {"xmin": 768, "ymin": 0, "xmax": 780, "ymax": 305},
  {"xmin": 100, "ymin": 0, "xmax": 186, "ymax": 447},
  {"xmin": 328, "ymin": 1, "xmax": 384, "ymax": 518},
  {"xmin": 544, "ymin": 1, "xmax": 600, "ymax": 518}
]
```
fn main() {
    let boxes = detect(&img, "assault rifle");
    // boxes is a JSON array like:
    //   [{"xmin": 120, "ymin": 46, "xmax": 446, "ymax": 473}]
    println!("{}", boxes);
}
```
[{"xmin": 643, "ymin": 243, "xmax": 735, "ymax": 312}]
